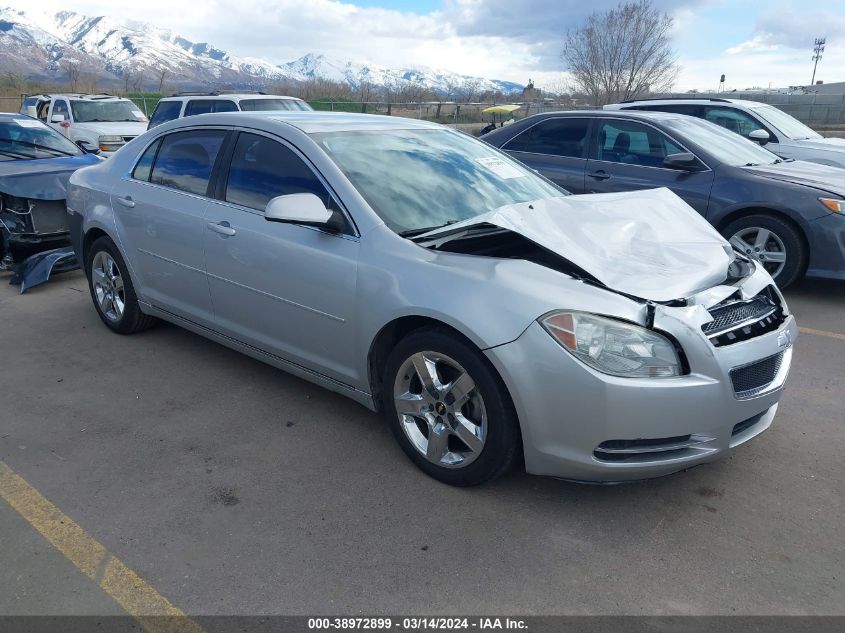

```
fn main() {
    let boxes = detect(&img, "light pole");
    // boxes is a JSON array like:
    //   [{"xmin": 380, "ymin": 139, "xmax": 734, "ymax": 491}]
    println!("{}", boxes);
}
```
[{"xmin": 811, "ymin": 37, "xmax": 826, "ymax": 86}]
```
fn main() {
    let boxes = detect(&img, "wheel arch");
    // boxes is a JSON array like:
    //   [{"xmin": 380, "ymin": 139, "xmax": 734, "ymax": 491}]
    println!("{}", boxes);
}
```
[
  {"xmin": 715, "ymin": 206, "xmax": 810, "ymax": 252},
  {"xmin": 367, "ymin": 315, "xmax": 519, "ymax": 423},
  {"xmin": 81, "ymin": 227, "xmax": 111, "ymax": 278}
]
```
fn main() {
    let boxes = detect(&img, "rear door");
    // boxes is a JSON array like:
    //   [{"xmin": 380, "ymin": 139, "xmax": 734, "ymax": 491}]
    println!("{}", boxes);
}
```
[
  {"xmin": 500, "ymin": 117, "xmax": 591, "ymax": 193},
  {"xmin": 584, "ymin": 118, "xmax": 714, "ymax": 215},
  {"xmin": 110, "ymin": 128, "xmax": 228, "ymax": 326}
]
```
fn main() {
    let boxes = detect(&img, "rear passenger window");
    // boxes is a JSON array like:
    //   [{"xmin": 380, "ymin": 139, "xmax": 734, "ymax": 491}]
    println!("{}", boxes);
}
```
[
  {"xmin": 185, "ymin": 100, "xmax": 238, "ymax": 116},
  {"xmin": 149, "ymin": 130, "xmax": 226, "ymax": 196},
  {"xmin": 503, "ymin": 118, "xmax": 590, "ymax": 158},
  {"xmin": 148, "ymin": 101, "xmax": 181, "ymax": 128},
  {"xmin": 132, "ymin": 139, "xmax": 161, "ymax": 181},
  {"xmin": 225, "ymin": 133, "xmax": 335, "ymax": 212}
]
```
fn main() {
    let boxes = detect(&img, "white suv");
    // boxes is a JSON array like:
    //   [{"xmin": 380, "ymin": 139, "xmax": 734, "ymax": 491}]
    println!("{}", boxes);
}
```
[
  {"xmin": 605, "ymin": 98, "xmax": 845, "ymax": 168},
  {"xmin": 147, "ymin": 93, "xmax": 313, "ymax": 129},
  {"xmin": 20, "ymin": 94, "xmax": 149, "ymax": 155}
]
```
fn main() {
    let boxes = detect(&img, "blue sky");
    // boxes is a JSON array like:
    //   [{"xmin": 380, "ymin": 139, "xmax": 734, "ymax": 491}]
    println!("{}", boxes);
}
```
[{"xmin": 11, "ymin": 0, "xmax": 845, "ymax": 90}]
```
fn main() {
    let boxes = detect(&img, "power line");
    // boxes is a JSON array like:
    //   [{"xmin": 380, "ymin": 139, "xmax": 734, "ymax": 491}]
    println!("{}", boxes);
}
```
[{"xmin": 811, "ymin": 37, "xmax": 825, "ymax": 86}]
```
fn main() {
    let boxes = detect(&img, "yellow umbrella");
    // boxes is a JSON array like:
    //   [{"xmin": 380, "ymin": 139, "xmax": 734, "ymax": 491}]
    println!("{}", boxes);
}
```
[{"xmin": 481, "ymin": 105, "xmax": 521, "ymax": 114}]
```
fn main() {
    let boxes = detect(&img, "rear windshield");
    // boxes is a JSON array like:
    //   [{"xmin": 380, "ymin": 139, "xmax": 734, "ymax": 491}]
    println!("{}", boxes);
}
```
[
  {"xmin": 0, "ymin": 119, "xmax": 82, "ymax": 160},
  {"xmin": 239, "ymin": 99, "xmax": 313, "ymax": 112}
]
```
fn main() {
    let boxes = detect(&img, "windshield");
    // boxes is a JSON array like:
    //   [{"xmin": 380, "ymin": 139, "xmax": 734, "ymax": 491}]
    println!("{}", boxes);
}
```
[
  {"xmin": 312, "ymin": 128, "xmax": 565, "ymax": 233},
  {"xmin": 70, "ymin": 100, "xmax": 148, "ymax": 123},
  {"xmin": 662, "ymin": 117, "xmax": 780, "ymax": 166},
  {"xmin": 751, "ymin": 104, "xmax": 821, "ymax": 140},
  {"xmin": 0, "ymin": 119, "xmax": 82, "ymax": 161},
  {"xmin": 239, "ymin": 98, "xmax": 313, "ymax": 112}
]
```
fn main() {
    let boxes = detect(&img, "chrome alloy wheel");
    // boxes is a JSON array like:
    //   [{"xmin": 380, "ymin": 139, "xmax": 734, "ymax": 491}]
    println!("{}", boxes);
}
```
[
  {"xmin": 91, "ymin": 251, "xmax": 125, "ymax": 322},
  {"xmin": 729, "ymin": 227, "xmax": 787, "ymax": 278},
  {"xmin": 393, "ymin": 352, "xmax": 487, "ymax": 469}
]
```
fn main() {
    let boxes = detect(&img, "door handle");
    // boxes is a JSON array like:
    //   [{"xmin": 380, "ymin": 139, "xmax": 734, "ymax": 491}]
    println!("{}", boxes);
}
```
[
  {"xmin": 207, "ymin": 221, "xmax": 236, "ymax": 237},
  {"xmin": 115, "ymin": 195, "xmax": 135, "ymax": 208},
  {"xmin": 587, "ymin": 170, "xmax": 611, "ymax": 181}
]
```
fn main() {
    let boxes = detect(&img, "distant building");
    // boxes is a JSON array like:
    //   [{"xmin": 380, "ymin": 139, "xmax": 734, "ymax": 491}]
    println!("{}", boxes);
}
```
[
  {"xmin": 794, "ymin": 80, "xmax": 845, "ymax": 95},
  {"xmin": 522, "ymin": 79, "xmax": 542, "ymax": 102}
]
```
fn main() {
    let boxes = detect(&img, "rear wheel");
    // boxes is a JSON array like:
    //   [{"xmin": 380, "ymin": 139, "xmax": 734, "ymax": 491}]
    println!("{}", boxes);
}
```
[
  {"xmin": 723, "ymin": 214, "xmax": 806, "ymax": 288},
  {"xmin": 383, "ymin": 329, "xmax": 520, "ymax": 486},
  {"xmin": 86, "ymin": 236, "xmax": 156, "ymax": 334}
]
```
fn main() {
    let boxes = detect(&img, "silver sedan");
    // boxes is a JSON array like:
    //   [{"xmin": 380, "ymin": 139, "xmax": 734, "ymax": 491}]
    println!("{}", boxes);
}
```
[{"xmin": 67, "ymin": 112, "xmax": 797, "ymax": 486}]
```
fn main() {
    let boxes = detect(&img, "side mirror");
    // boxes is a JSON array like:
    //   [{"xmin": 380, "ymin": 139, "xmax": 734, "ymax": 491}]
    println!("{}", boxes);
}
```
[
  {"xmin": 748, "ymin": 129, "xmax": 770, "ymax": 144},
  {"xmin": 75, "ymin": 140, "xmax": 101, "ymax": 155},
  {"xmin": 663, "ymin": 152, "xmax": 700, "ymax": 171},
  {"xmin": 50, "ymin": 114, "xmax": 66, "ymax": 123},
  {"xmin": 265, "ymin": 193, "xmax": 333, "ymax": 226}
]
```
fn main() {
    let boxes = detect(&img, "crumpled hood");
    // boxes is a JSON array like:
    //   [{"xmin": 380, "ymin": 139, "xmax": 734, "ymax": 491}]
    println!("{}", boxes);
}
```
[
  {"xmin": 743, "ymin": 159, "xmax": 845, "ymax": 196},
  {"xmin": 419, "ymin": 187, "xmax": 734, "ymax": 303},
  {"xmin": 0, "ymin": 154, "xmax": 101, "ymax": 200}
]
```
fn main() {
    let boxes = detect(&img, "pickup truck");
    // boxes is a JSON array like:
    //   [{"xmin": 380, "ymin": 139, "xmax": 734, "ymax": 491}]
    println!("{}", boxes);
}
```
[{"xmin": 20, "ymin": 94, "xmax": 149, "ymax": 156}]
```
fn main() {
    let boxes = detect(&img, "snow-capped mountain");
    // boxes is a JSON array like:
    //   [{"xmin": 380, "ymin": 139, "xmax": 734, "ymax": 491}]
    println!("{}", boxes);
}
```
[{"xmin": 0, "ymin": 8, "xmax": 524, "ymax": 96}]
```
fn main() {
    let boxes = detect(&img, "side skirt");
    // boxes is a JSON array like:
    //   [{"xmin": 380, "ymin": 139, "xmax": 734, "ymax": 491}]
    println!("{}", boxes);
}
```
[{"xmin": 140, "ymin": 301, "xmax": 378, "ymax": 412}]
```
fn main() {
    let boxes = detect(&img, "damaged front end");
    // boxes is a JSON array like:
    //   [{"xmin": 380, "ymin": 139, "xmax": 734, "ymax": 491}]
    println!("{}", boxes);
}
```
[{"xmin": 0, "ymin": 192, "xmax": 73, "ymax": 269}]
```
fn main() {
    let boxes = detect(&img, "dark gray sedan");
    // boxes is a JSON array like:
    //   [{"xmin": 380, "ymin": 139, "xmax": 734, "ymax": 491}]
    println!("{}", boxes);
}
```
[{"xmin": 482, "ymin": 110, "xmax": 845, "ymax": 287}]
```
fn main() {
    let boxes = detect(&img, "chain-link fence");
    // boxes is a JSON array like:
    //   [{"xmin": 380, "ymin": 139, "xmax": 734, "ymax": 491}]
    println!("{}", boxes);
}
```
[{"xmin": 4, "ymin": 94, "xmax": 844, "ymax": 130}]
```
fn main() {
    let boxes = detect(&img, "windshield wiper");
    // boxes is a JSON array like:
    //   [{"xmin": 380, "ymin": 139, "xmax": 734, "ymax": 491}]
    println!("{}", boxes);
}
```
[
  {"xmin": 4, "ymin": 140, "xmax": 76, "ymax": 157},
  {"xmin": 400, "ymin": 220, "xmax": 461, "ymax": 238},
  {"xmin": 744, "ymin": 162, "xmax": 760, "ymax": 167}
]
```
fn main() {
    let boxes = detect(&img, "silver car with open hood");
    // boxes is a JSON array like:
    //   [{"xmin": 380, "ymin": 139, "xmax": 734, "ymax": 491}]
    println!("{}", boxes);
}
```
[{"xmin": 66, "ymin": 112, "xmax": 798, "ymax": 486}]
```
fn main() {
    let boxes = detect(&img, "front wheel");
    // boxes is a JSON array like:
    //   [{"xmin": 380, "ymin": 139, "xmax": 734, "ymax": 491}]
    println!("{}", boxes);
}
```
[
  {"xmin": 86, "ymin": 236, "xmax": 157, "ymax": 334},
  {"xmin": 382, "ymin": 329, "xmax": 521, "ymax": 486},
  {"xmin": 722, "ymin": 214, "xmax": 806, "ymax": 288}
]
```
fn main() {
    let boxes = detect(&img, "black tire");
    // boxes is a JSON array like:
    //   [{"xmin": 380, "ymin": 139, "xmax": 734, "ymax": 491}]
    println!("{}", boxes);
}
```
[
  {"xmin": 722, "ymin": 214, "xmax": 806, "ymax": 288},
  {"xmin": 382, "ymin": 328, "xmax": 521, "ymax": 486},
  {"xmin": 86, "ymin": 236, "xmax": 157, "ymax": 334}
]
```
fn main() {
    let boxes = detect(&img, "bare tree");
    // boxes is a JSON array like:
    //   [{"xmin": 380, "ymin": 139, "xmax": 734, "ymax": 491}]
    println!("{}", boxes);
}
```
[
  {"xmin": 154, "ymin": 67, "xmax": 170, "ymax": 94},
  {"xmin": 62, "ymin": 60, "xmax": 81, "ymax": 91},
  {"xmin": 561, "ymin": 0, "xmax": 678, "ymax": 106}
]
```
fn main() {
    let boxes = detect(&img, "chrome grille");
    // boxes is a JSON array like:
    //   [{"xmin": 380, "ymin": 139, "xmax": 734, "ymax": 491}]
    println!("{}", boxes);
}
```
[
  {"xmin": 730, "ymin": 351, "xmax": 785, "ymax": 399},
  {"xmin": 703, "ymin": 288, "xmax": 785, "ymax": 347}
]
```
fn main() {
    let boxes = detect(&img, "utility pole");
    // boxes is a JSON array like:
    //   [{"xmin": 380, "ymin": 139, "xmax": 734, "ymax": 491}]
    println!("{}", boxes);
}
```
[{"xmin": 810, "ymin": 37, "xmax": 825, "ymax": 86}]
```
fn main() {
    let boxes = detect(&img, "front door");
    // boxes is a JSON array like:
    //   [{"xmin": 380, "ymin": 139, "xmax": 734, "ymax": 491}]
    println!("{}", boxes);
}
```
[
  {"xmin": 110, "ymin": 129, "xmax": 227, "ymax": 326},
  {"xmin": 584, "ymin": 118, "xmax": 714, "ymax": 215},
  {"xmin": 204, "ymin": 131, "xmax": 360, "ymax": 384}
]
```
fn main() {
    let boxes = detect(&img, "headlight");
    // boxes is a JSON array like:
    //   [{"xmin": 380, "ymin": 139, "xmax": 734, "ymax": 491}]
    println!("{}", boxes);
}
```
[
  {"xmin": 819, "ymin": 197, "xmax": 844, "ymax": 213},
  {"xmin": 98, "ymin": 135, "xmax": 123, "ymax": 143},
  {"xmin": 540, "ymin": 311, "xmax": 682, "ymax": 378}
]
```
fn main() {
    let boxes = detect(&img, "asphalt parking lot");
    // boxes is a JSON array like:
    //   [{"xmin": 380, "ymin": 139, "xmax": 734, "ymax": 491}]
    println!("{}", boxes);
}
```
[{"xmin": 1, "ymin": 270, "xmax": 843, "ymax": 619}]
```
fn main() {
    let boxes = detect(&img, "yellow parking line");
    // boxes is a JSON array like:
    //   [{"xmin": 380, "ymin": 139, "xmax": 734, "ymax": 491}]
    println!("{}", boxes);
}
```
[
  {"xmin": 799, "ymin": 326, "xmax": 845, "ymax": 342},
  {"xmin": 0, "ymin": 460, "xmax": 205, "ymax": 633}
]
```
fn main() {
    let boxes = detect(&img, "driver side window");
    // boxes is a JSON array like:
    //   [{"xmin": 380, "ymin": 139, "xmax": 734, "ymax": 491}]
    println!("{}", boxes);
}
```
[{"xmin": 703, "ymin": 107, "xmax": 762, "ymax": 137}]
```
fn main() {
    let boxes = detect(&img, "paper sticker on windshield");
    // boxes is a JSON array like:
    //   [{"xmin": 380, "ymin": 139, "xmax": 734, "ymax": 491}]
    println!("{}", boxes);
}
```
[
  {"xmin": 476, "ymin": 156, "xmax": 525, "ymax": 179},
  {"xmin": 13, "ymin": 118, "xmax": 43, "ymax": 128}
]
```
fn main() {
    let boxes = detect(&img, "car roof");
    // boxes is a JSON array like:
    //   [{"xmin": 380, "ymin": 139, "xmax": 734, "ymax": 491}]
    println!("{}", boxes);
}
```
[
  {"xmin": 0, "ymin": 112, "xmax": 41, "ymax": 120},
  {"xmin": 160, "ymin": 93, "xmax": 303, "ymax": 102},
  {"xmin": 167, "ymin": 111, "xmax": 442, "ymax": 133},
  {"xmin": 608, "ymin": 98, "xmax": 768, "ymax": 108},
  {"xmin": 25, "ymin": 93, "xmax": 130, "ymax": 101},
  {"xmin": 529, "ymin": 109, "xmax": 689, "ymax": 122}
]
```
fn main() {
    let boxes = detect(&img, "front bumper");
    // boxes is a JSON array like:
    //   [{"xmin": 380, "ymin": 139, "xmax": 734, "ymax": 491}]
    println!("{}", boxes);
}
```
[
  {"xmin": 806, "ymin": 212, "xmax": 845, "ymax": 281},
  {"xmin": 485, "ymin": 315, "xmax": 797, "ymax": 482}
]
